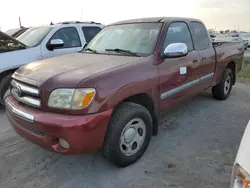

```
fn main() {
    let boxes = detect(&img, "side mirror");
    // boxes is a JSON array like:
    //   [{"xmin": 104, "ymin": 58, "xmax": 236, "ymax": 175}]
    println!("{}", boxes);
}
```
[
  {"xmin": 163, "ymin": 43, "xmax": 188, "ymax": 58},
  {"xmin": 47, "ymin": 39, "xmax": 64, "ymax": 51}
]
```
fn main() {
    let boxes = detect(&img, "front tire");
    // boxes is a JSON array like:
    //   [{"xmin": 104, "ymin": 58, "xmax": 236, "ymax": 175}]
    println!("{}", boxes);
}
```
[
  {"xmin": 0, "ymin": 73, "xmax": 13, "ymax": 105},
  {"xmin": 212, "ymin": 68, "xmax": 233, "ymax": 100},
  {"xmin": 103, "ymin": 102, "xmax": 153, "ymax": 167}
]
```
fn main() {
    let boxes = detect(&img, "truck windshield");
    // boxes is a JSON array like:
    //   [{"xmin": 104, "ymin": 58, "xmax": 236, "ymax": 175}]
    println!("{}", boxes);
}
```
[
  {"xmin": 17, "ymin": 26, "xmax": 52, "ymax": 47},
  {"xmin": 85, "ymin": 23, "xmax": 162, "ymax": 56}
]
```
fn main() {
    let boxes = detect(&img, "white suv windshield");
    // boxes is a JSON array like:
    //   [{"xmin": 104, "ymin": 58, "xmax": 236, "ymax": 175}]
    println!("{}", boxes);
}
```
[
  {"xmin": 85, "ymin": 23, "xmax": 162, "ymax": 56},
  {"xmin": 17, "ymin": 26, "xmax": 52, "ymax": 47}
]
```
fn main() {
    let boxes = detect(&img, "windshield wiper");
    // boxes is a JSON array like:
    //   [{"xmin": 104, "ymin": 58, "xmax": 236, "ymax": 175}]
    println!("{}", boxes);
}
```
[
  {"xmin": 84, "ymin": 48, "xmax": 99, "ymax": 54},
  {"xmin": 105, "ymin": 48, "xmax": 140, "ymax": 57}
]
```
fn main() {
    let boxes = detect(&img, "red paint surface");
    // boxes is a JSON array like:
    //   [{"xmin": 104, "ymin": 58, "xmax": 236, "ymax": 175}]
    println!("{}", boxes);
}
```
[{"xmin": 6, "ymin": 95, "xmax": 112, "ymax": 154}]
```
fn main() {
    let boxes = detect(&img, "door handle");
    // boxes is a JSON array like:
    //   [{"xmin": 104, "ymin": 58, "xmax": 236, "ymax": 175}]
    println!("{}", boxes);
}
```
[{"xmin": 193, "ymin": 59, "xmax": 198, "ymax": 63}]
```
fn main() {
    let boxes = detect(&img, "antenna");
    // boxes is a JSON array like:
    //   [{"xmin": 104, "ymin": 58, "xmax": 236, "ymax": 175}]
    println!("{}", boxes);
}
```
[
  {"xmin": 19, "ymin": 17, "xmax": 22, "ymax": 28},
  {"xmin": 80, "ymin": 8, "xmax": 83, "ymax": 21}
]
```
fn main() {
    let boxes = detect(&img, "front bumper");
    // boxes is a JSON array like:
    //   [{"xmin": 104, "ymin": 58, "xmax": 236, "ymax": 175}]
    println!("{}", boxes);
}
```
[{"xmin": 5, "ymin": 95, "xmax": 112, "ymax": 154}]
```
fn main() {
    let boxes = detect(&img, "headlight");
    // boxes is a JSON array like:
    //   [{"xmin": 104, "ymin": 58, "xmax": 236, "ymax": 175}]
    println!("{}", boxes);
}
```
[
  {"xmin": 48, "ymin": 88, "xmax": 96, "ymax": 109},
  {"xmin": 232, "ymin": 165, "xmax": 250, "ymax": 188}
]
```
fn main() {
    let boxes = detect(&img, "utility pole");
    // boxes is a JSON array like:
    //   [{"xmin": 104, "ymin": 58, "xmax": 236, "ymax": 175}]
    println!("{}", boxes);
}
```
[{"xmin": 19, "ymin": 17, "xmax": 22, "ymax": 28}]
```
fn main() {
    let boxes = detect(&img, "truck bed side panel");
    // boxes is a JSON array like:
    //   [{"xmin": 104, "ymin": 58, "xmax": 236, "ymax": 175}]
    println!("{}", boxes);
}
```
[{"xmin": 213, "ymin": 42, "xmax": 244, "ymax": 85}]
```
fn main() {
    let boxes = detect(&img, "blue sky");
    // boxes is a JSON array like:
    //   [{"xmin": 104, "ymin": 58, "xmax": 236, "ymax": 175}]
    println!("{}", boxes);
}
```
[{"xmin": 0, "ymin": 0, "xmax": 249, "ymax": 31}]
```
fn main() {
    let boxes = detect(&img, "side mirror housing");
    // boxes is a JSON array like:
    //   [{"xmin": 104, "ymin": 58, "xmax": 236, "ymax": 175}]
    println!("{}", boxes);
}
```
[
  {"xmin": 47, "ymin": 39, "xmax": 64, "ymax": 51},
  {"xmin": 163, "ymin": 43, "xmax": 188, "ymax": 58}
]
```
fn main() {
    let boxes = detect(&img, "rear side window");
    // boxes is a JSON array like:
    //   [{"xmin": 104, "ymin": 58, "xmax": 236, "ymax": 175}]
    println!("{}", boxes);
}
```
[
  {"xmin": 82, "ymin": 27, "xmax": 102, "ymax": 43},
  {"xmin": 191, "ymin": 22, "xmax": 210, "ymax": 50},
  {"xmin": 163, "ymin": 22, "xmax": 194, "ymax": 52},
  {"xmin": 51, "ymin": 27, "xmax": 81, "ymax": 48}
]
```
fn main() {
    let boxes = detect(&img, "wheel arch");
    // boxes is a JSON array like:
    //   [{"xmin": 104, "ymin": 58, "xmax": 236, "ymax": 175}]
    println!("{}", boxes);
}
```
[
  {"xmin": 0, "ymin": 68, "xmax": 17, "ymax": 81},
  {"xmin": 118, "ymin": 93, "xmax": 159, "ymax": 136},
  {"xmin": 226, "ymin": 61, "xmax": 236, "ymax": 85}
]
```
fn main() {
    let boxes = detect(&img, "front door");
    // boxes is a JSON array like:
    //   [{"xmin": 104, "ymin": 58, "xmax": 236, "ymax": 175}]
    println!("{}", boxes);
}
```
[
  {"xmin": 41, "ymin": 27, "xmax": 82, "ymax": 59},
  {"xmin": 158, "ymin": 21, "xmax": 201, "ymax": 111}
]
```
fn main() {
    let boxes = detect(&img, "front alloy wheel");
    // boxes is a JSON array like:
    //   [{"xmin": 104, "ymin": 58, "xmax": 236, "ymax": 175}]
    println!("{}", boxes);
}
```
[
  {"xmin": 120, "ymin": 118, "xmax": 146, "ymax": 156},
  {"xmin": 103, "ymin": 102, "xmax": 153, "ymax": 167}
]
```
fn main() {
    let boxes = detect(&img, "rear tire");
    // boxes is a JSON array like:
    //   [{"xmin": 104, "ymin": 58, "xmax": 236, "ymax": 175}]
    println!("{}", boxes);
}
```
[
  {"xmin": 103, "ymin": 102, "xmax": 153, "ymax": 167},
  {"xmin": 212, "ymin": 68, "xmax": 233, "ymax": 100},
  {"xmin": 0, "ymin": 73, "xmax": 13, "ymax": 105}
]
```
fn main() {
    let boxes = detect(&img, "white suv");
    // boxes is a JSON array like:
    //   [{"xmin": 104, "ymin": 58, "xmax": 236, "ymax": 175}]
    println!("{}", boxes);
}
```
[{"xmin": 0, "ymin": 21, "xmax": 104, "ymax": 103}]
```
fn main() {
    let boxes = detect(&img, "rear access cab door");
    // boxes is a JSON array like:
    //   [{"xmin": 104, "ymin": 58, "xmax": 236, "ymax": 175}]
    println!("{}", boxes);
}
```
[{"xmin": 189, "ymin": 21, "xmax": 216, "ymax": 87}]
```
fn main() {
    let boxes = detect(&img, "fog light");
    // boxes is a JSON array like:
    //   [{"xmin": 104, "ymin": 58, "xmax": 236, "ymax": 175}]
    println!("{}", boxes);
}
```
[{"xmin": 59, "ymin": 139, "xmax": 69, "ymax": 149}]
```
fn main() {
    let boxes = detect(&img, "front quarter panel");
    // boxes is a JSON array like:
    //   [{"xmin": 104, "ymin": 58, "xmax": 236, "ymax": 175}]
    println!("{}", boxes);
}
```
[
  {"xmin": 0, "ymin": 47, "xmax": 41, "ymax": 73},
  {"xmin": 78, "ymin": 56, "xmax": 159, "ymax": 114}
]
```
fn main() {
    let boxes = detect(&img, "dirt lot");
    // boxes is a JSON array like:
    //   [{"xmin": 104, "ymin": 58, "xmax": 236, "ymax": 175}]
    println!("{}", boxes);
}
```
[{"xmin": 0, "ymin": 83, "xmax": 249, "ymax": 188}]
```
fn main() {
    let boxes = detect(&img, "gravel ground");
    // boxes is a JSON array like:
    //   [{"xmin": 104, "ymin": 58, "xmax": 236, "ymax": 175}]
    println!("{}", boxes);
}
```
[{"xmin": 0, "ymin": 83, "xmax": 249, "ymax": 188}]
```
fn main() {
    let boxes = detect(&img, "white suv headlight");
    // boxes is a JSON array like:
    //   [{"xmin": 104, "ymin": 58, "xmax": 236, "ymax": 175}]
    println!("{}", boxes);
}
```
[
  {"xmin": 231, "ymin": 165, "xmax": 250, "ymax": 188},
  {"xmin": 48, "ymin": 88, "xmax": 96, "ymax": 109}
]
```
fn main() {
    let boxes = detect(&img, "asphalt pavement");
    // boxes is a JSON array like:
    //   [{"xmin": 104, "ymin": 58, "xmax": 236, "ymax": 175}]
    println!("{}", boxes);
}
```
[{"xmin": 0, "ymin": 83, "xmax": 249, "ymax": 188}]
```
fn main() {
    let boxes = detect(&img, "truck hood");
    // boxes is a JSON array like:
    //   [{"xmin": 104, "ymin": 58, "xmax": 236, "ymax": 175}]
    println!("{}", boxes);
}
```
[
  {"xmin": 0, "ymin": 31, "xmax": 27, "ymax": 53},
  {"xmin": 0, "ymin": 47, "xmax": 41, "ymax": 73},
  {"xmin": 235, "ymin": 120, "xmax": 250, "ymax": 172},
  {"xmin": 14, "ymin": 53, "xmax": 145, "ymax": 87}
]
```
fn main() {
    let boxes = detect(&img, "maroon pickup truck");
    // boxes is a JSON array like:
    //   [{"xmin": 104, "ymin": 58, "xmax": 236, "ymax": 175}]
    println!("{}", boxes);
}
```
[{"xmin": 5, "ymin": 17, "xmax": 244, "ymax": 167}]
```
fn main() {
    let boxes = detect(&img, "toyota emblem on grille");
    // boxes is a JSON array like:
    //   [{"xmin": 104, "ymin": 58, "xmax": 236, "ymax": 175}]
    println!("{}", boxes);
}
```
[{"xmin": 12, "ymin": 85, "xmax": 22, "ymax": 97}]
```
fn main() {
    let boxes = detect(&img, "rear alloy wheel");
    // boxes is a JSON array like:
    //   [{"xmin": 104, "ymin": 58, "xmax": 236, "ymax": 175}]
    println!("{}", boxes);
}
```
[
  {"xmin": 212, "ymin": 68, "xmax": 233, "ymax": 100},
  {"xmin": 224, "ymin": 75, "xmax": 231, "ymax": 95},
  {"xmin": 103, "ymin": 102, "xmax": 153, "ymax": 167}
]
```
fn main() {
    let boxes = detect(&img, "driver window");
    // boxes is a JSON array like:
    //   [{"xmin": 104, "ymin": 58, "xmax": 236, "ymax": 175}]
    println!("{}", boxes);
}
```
[
  {"xmin": 50, "ymin": 27, "xmax": 81, "ymax": 48},
  {"xmin": 163, "ymin": 22, "xmax": 194, "ymax": 52}
]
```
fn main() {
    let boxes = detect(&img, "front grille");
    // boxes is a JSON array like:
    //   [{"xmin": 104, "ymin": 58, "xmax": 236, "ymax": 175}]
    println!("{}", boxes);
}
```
[{"xmin": 11, "ymin": 79, "xmax": 41, "ymax": 108}]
